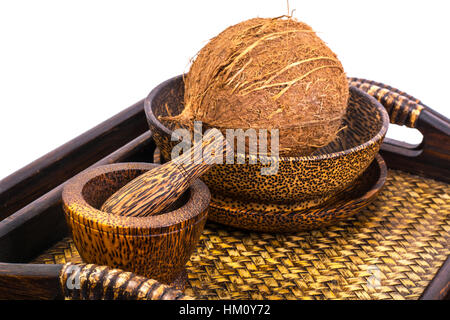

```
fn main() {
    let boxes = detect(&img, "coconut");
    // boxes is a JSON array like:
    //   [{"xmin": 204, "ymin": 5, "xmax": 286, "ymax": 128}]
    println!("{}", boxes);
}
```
[{"xmin": 166, "ymin": 16, "xmax": 349, "ymax": 156}]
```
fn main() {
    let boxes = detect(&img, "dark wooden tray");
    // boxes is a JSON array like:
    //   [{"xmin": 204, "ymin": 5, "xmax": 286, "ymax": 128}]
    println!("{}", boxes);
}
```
[{"xmin": 0, "ymin": 80, "xmax": 448, "ymax": 300}]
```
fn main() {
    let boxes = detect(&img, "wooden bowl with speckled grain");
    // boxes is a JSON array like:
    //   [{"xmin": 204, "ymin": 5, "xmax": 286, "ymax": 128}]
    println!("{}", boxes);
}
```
[
  {"xmin": 62, "ymin": 162, "xmax": 210, "ymax": 286},
  {"xmin": 145, "ymin": 75, "xmax": 389, "ymax": 210}
]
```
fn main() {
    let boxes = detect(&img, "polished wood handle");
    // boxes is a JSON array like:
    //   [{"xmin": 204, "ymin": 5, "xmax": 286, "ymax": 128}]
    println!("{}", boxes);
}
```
[
  {"xmin": 349, "ymin": 77, "xmax": 425, "ymax": 128},
  {"xmin": 350, "ymin": 77, "xmax": 450, "ymax": 182},
  {"xmin": 59, "ymin": 263, "xmax": 191, "ymax": 300},
  {"xmin": 100, "ymin": 129, "xmax": 226, "ymax": 217}
]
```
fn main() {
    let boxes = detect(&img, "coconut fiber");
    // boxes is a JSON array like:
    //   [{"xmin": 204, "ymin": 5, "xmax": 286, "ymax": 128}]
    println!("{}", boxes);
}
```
[{"xmin": 166, "ymin": 16, "xmax": 349, "ymax": 156}]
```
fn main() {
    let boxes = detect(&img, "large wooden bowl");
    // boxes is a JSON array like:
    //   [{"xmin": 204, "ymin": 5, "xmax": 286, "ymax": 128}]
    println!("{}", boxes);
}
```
[
  {"xmin": 62, "ymin": 162, "xmax": 210, "ymax": 285},
  {"xmin": 145, "ymin": 75, "xmax": 389, "ymax": 208}
]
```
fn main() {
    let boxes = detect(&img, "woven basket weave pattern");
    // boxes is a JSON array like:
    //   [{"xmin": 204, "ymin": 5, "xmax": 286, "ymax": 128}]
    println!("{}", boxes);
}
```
[{"xmin": 33, "ymin": 169, "xmax": 449, "ymax": 300}]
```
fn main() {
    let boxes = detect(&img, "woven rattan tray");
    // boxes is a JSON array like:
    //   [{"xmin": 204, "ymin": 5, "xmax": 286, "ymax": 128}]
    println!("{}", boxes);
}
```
[
  {"xmin": 33, "ymin": 167, "xmax": 449, "ymax": 300},
  {"xmin": 0, "ymin": 79, "xmax": 448, "ymax": 300}
]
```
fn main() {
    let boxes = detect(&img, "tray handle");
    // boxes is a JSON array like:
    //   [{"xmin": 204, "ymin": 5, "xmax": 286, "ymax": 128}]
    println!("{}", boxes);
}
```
[
  {"xmin": 349, "ymin": 77, "xmax": 450, "ymax": 182},
  {"xmin": 59, "ymin": 263, "xmax": 192, "ymax": 300},
  {"xmin": 349, "ymin": 77, "xmax": 429, "ymax": 128}
]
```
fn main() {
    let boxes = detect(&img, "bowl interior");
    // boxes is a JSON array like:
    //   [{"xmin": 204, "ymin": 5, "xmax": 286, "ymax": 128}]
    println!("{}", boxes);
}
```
[
  {"xmin": 81, "ymin": 168, "xmax": 189, "ymax": 214},
  {"xmin": 148, "ymin": 75, "xmax": 385, "ymax": 157}
]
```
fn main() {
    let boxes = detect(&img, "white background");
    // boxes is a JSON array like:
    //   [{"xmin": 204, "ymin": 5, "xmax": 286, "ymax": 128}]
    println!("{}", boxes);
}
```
[{"xmin": 0, "ymin": 0, "xmax": 449, "ymax": 180}]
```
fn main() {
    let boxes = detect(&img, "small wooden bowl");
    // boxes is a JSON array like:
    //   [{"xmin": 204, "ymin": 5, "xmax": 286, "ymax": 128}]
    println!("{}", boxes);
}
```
[
  {"xmin": 62, "ymin": 162, "xmax": 210, "ymax": 285},
  {"xmin": 145, "ymin": 75, "xmax": 389, "ymax": 207}
]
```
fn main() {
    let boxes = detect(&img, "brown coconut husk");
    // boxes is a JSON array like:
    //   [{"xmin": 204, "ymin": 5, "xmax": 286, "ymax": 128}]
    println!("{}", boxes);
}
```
[{"xmin": 164, "ymin": 16, "xmax": 349, "ymax": 156}]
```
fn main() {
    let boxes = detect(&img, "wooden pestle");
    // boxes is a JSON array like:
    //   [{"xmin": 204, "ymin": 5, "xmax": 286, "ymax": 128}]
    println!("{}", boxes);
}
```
[{"xmin": 100, "ymin": 129, "xmax": 227, "ymax": 217}]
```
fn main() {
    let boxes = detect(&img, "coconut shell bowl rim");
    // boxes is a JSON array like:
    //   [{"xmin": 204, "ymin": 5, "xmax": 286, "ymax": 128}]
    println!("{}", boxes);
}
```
[
  {"xmin": 145, "ymin": 74, "xmax": 390, "ymax": 161},
  {"xmin": 62, "ymin": 162, "xmax": 210, "ymax": 234}
]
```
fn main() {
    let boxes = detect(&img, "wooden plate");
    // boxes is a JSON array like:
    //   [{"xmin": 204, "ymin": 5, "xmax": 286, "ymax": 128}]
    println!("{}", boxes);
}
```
[{"xmin": 207, "ymin": 154, "xmax": 387, "ymax": 233}]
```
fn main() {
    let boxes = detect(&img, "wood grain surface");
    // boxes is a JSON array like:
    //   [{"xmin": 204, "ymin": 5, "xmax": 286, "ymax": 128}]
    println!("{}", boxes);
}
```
[{"xmin": 101, "ymin": 129, "xmax": 225, "ymax": 217}]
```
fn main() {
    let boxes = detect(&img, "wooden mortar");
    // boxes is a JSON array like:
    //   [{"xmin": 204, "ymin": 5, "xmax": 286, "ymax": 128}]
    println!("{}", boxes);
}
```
[{"xmin": 62, "ymin": 162, "xmax": 210, "ymax": 286}]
